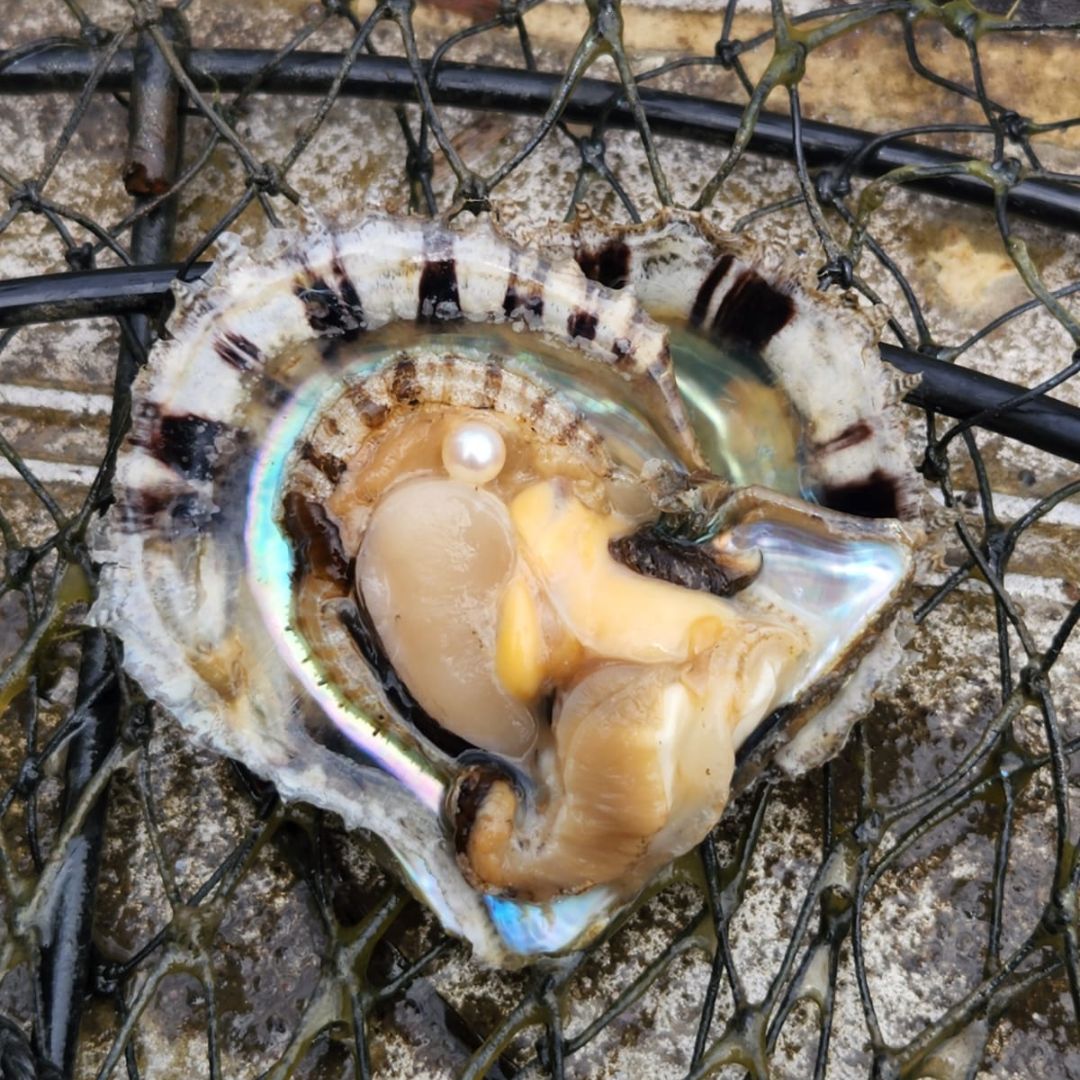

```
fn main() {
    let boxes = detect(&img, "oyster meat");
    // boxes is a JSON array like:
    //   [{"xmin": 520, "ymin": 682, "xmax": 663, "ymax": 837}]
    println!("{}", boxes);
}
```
[{"xmin": 91, "ymin": 211, "xmax": 922, "ymax": 964}]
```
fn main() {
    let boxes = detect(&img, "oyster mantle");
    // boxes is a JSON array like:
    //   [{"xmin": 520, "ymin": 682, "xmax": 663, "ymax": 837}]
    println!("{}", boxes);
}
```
[{"xmin": 91, "ymin": 211, "xmax": 922, "ymax": 965}]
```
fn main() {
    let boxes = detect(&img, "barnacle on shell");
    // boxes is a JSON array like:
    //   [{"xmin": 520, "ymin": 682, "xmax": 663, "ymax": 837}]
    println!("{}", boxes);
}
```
[{"xmin": 91, "ymin": 210, "xmax": 923, "ymax": 965}]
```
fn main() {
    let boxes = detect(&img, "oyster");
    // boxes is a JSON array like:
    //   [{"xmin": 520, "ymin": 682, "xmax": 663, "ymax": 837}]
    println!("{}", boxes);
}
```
[{"xmin": 91, "ymin": 211, "xmax": 922, "ymax": 964}]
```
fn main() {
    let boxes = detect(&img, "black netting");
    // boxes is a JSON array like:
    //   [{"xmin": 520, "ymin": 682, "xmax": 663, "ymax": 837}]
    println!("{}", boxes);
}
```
[{"xmin": 1, "ymin": 1, "xmax": 1079, "ymax": 1077}]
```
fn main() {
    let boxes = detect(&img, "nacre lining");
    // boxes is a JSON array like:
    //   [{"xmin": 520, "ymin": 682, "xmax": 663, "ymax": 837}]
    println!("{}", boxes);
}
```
[
  {"xmin": 246, "ymin": 333, "xmax": 803, "ymax": 795},
  {"xmin": 93, "ymin": 212, "xmax": 922, "ymax": 964},
  {"xmin": 247, "ymin": 359, "xmax": 444, "ymax": 807},
  {"xmin": 249, "ymin": 335, "xmax": 912, "ymax": 912}
]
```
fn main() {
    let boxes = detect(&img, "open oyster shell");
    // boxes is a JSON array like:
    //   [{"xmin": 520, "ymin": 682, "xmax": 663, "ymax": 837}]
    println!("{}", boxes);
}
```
[{"xmin": 90, "ymin": 211, "xmax": 922, "ymax": 965}]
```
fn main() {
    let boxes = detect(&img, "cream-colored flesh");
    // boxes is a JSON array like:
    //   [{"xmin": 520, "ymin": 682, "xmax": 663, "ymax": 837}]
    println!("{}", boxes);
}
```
[
  {"xmin": 337, "ymin": 400, "xmax": 859, "ymax": 904},
  {"xmin": 465, "ymin": 492, "xmax": 810, "ymax": 899},
  {"xmin": 467, "ymin": 663, "xmax": 737, "ymax": 896},
  {"xmin": 354, "ymin": 449, "xmax": 812, "ymax": 900},
  {"xmin": 509, "ymin": 479, "xmax": 773, "ymax": 665},
  {"xmin": 357, "ymin": 478, "xmax": 538, "ymax": 759}
]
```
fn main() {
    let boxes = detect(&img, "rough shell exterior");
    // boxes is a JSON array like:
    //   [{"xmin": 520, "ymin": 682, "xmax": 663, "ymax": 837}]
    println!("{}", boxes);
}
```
[
  {"xmin": 90, "ymin": 210, "xmax": 922, "ymax": 964},
  {"xmin": 546, "ymin": 209, "xmax": 922, "ymax": 521}
]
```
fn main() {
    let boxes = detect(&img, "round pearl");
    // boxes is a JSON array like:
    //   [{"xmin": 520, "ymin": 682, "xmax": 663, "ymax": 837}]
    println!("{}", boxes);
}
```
[{"xmin": 442, "ymin": 421, "xmax": 507, "ymax": 485}]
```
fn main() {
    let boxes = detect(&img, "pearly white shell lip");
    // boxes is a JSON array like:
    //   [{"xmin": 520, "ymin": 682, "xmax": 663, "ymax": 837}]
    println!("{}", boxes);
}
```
[{"xmin": 89, "ymin": 210, "xmax": 924, "ymax": 966}]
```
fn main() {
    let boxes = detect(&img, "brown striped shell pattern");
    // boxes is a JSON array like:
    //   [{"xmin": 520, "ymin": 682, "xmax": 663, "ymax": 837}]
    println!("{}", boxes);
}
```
[{"xmin": 90, "ymin": 210, "xmax": 925, "ymax": 966}]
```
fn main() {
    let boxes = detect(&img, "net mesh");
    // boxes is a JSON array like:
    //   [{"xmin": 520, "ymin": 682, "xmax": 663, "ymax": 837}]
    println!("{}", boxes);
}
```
[{"xmin": 0, "ymin": 1, "xmax": 1078, "ymax": 1077}]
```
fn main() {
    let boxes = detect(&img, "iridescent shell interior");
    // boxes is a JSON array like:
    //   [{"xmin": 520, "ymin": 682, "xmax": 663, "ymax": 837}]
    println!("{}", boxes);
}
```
[{"xmin": 91, "ymin": 212, "xmax": 922, "ymax": 965}]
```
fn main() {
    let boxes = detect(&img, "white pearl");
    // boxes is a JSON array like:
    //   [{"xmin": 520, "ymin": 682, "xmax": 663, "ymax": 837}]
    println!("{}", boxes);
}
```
[{"xmin": 442, "ymin": 421, "xmax": 506, "ymax": 485}]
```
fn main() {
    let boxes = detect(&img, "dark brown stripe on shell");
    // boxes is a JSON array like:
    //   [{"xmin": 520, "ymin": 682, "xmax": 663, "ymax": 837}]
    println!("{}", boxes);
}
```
[
  {"xmin": 295, "ymin": 270, "xmax": 365, "ymax": 339},
  {"xmin": 140, "ymin": 413, "xmax": 227, "ymax": 482},
  {"xmin": 819, "ymin": 470, "xmax": 900, "ymax": 519},
  {"xmin": 390, "ymin": 357, "xmax": 421, "ymax": 405},
  {"xmin": 503, "ymin": 280, "xmax": 544, "ymax": 320},
  {"xmin": 418, "ymin": 258, "xmax": 460, "ymax": 322},
  {"xmin": 567, "ymin": 309, "xmax": 598, "ymax": 340},
  {"xmin": 690, "ymin": 254, "xmax": 735, "ymax": 327},
  {"xmin": 558, "ymin": 414, "xmax": 584, "ymax": 444},
  {"xmin": 712, "ymin": 269, "xmax": 795, "ymax": 352},
  {"xmin": 332, "ymin": 255, "xmax": 364, "ymax": 323},
  {"xmin": 575, "ymin": 240, "xmax": 631, "ymax": 290},
  {"xmin": 214, "ymin": 331, "xmax": 263, "ymax": 372},
  {"xmin": 300, "ymin": 441, "xmax": 347, "ymax": 485},
  {"xmin": 483, "ymin": 362, "xmax": 504, "ymax": 407},
  {"xmin": 823, "ymin": 420, "xmax": 875, "ymax": 453},
  {"xmin": 281, "ymin": 491, "xmax": 352, "ymax": 590},
  {"xmin": 529, "ymin": 390, "xmax": 552, "ymax": 424},
  {"xmin": 345, "ymin": 384, "xmax": 390, "ymax": 429}
]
